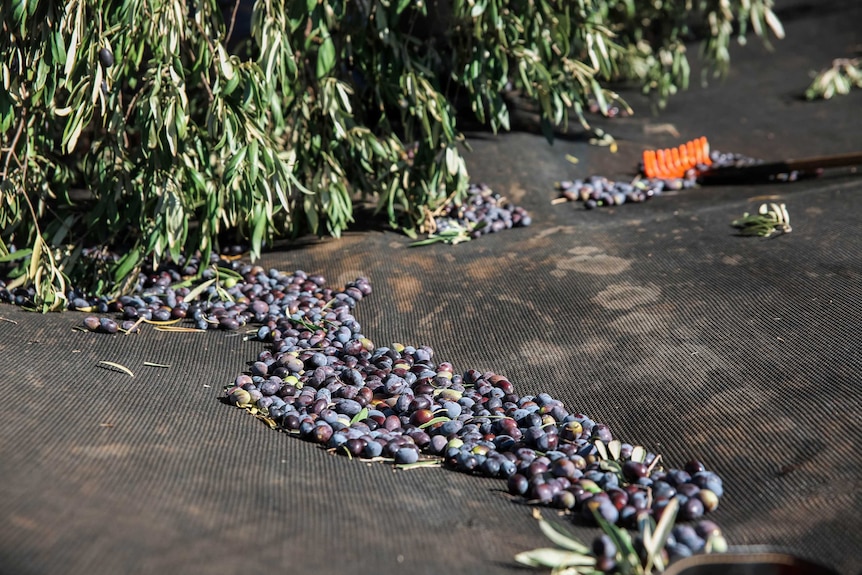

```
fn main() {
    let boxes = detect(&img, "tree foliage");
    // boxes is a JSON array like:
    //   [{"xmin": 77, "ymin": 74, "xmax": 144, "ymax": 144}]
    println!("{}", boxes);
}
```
[{"xmin": 1, "ymin": 0, "xmax": 783, "ymax": 308}]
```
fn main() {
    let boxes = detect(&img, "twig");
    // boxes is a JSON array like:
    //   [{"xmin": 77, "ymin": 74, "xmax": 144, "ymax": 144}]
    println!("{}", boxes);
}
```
[
  {"xmin": 0, "ymin": 117, "xmax": 25, "ymax": 182},
  {"xmin": 191, "ymin": 20, "xmax": 216, "ymax": 103},
  {"xmin": 123, "ymin": 89, "xmax": 143, "ymax": 124},
  {"xmin": 225, "ymin": 0, "xmax": 241, "ymax": 47}
]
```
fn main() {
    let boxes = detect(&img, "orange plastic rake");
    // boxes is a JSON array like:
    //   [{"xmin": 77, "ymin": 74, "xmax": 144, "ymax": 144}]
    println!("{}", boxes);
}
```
[
  {"xmin": 642, "ymin": 136, "xmax": 712, "ymax": 179},
  {"xmin": 643, "ymin": 137, "xmax": 862, "ymax": 183}
]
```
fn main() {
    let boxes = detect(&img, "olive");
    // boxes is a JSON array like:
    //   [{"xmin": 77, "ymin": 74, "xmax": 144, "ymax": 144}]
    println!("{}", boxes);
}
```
[
  {"xmin": 99, "ymin": 317, "xmax": 118, "ymax": 334},
  {"xmin": 394, "ymin": 445, "xmax": 419, "ymax": 464},
  {"xmin": 228, "ymin": 387, "xmax": 251, "ymax": 406},
  {"xmin": 592, "ymin": 533, "xmax": 617, "ymax": 558},
  {"xmin": 99, "ymin": 48, "xmax": 114, "ymax": 68},
  {"xmin": 679, "ymin": 500, "xmax": 707, "ymax": 524},
  {"xmin": 312, "ymin": 423, "xmax": 333, "ymax": 444},
  {"xmin": 697, "ymin": 489, "xmax": 720, "ymax": 512},
  {"xmin": 219, "ymin": 316, "xmax": 239, "ymax": 330},
  {"xmin": 622, "ymin": 461, "xmax": 648, "ymax": 483}
]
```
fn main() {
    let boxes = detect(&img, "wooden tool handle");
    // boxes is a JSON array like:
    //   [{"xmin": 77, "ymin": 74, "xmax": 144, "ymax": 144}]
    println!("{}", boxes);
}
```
[
  {"xmin": 784, "ymin": 151, "xmax": 862, "ymax": 172},
  {"xmin": 699, "ymin": 151, "xmax": 862, "ymax": 184}
]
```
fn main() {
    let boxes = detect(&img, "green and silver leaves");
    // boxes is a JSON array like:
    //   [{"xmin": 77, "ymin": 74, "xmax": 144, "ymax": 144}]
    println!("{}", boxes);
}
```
[
  {"xmin": 805, "ymin": 58, "xmax": 862, "ymax": 100},
  {"xmin": 1, "ymin": 235, "xmax": 70, "ymax": 312},
  {"xmin": 517, "ymin": 498, "xmax": 723, "ymax": 575},
  {"xmin": 515, "ymin": 510, "xmax": 598, "ymax": 574},
  {"xmin": 732, "ymin": 203, "xmax": 791, "ymax": 238}
]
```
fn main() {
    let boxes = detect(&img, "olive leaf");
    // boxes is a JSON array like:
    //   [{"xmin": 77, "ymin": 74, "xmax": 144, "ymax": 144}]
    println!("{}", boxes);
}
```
[
  {"xmin": 418, "ymin": 416, "xmax": 451, "ymax": 429},
  {"xmin": 97, "ymin": 361, "xmax": 135, "ymax": 377},
  {"xmin": 349, "ymin": 407, "xmax": 369, "ymax": 426},
  {"xmin": 532, "ymin": 509, "xmax": 592, "ymax": 555},
  {"xmin": 514, "ymin": 547, "xmax": 596, "ymax": 569},
  {"xmin": 594, "ymin": 439, "xmax": 609, "ymax": 461}
]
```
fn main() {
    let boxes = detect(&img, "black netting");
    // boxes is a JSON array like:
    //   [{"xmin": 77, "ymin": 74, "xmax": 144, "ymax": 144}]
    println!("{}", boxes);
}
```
[{"xmin": 1, "ymin": 2, "xmax": 861, "ymax": 574}]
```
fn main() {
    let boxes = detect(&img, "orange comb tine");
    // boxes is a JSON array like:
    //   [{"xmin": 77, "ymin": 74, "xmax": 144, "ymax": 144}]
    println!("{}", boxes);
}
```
[
  {"xmin": 655, "ymin": 150, "xmax": 671, "ymax": 178},
  {"xmin": 685, "ymin": 140, "xmax": 698, "ymax": 167},
  {"xmin": 698, "ymin": 137, "xmax": 712, "ymax": 167},
  {"xmin": 643, "ymin": 150, "xmax": 659, "ymax": 178},
  {"xmin": 670, "ymin": 147, "xmax": 684, "ymax": 178},
  {"xmin": 685, "ymin": 136, "xmax": 707, "ymax": 168}
]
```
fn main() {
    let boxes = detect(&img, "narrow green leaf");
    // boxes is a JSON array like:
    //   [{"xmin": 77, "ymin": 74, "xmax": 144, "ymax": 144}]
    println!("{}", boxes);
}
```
[
  {"xmin": 514, "ymin": 548, "xmax": 595, "ymax": 569},
  {"xmin": 608, "ymin": 439, "xmax": 621, "ymax": 461},
  {"xmin": 646, "ymin": 497, "xmax": 679, "ymax": 572},
  {"xmin": 183, "ymin": 278, "xmax": 216, "ymax": 302},
  {"xmin": 594, "ymin": 438, "xmax": 608, "ymax": 461},
  {"xmin": 28, "ymin": 238, "xmax": 42, "ymax": 282},
  {"xmin": 0, "ymin": 248, "xmax": 33, "ymax": 263},
  {"xmin": 113, "ymin": 250, "xmax": 141, "ymax": 285},
  {"xmin": 350, "ymin": 407, "xmax": 369, "ymax": 425},
  {"xmin": 418, "ymin": 416, "xmax": 451, "ymax": 429},
  {"xmin": 535, "ymin": 514, "xmax": 591, "ymax": 554},
  {"xmin": 316, "ymin": 35, "xmax": 335, "ymax": 79}
]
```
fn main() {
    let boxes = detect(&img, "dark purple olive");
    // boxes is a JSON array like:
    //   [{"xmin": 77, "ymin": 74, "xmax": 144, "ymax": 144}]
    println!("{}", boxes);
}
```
[
  {"xmin": 532, "ymin": 483, "xmax": 554, "ymax": 504},
  {"xmin": 622, "ymin": 460, "xmax": 648, "ymax": 483},
  {"xmin": 312, "ymin": 423, "xmax": 333, "ymax": 444},
  {"xmin": 394, "ymin": 445, "xmax": 419, "ymax": 464},
  {"xmin": 508, "ymin": 474, "xmax": 529, "ymax": 496},
  {"xmin": 592, "ymin": 533, "xmax": 617, "ymax": 558},
  {"xmin": 679, "ymin": 497, "xmax": 704, "ymax": 521},
  {"xmin": 694, "ymin": 519, "xmax": 722, "ymax": 539},
  {"xmin": 99, "ymin": 317, "xmax": 118, "ymax": 334},
  {"xmin": 591, "ymin": 424, "xmax": 613, "ymax": 443},
  {"xmin": 219, "ymin": 317, "xmax": 240, "ymax": 330},
  {"xmin": 552, "ymin": 490, "xmax": 576, "ymax": 510},
  {"xmin": 99, "ymin": 48, "xmax": 114, "ymax": 68}
]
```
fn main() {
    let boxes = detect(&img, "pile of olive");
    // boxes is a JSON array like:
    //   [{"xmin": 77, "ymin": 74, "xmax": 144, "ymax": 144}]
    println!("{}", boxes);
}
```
[
  {"xmin": 434, "ymin": 183, "xmax": 532, "ymax": 238},
  {"xmin": 216, "ymin": 267, "xmax": 726, "ymax": 533}
]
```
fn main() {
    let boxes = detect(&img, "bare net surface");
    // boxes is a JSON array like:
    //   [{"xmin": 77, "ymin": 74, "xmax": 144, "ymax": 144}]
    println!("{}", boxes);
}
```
[{"xmin": 1, "ymin": 2, "xmax": 860, "ymax": 574}]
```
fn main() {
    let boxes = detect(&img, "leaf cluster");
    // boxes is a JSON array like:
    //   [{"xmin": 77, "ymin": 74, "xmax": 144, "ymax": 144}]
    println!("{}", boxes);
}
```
[
  {"xmin": 805, "ymin": 57, "xmax": 862, "ymax": 100},
  {"xmin": 731, "ymin": 202, "xmax": 791, "ymax": 237}
]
